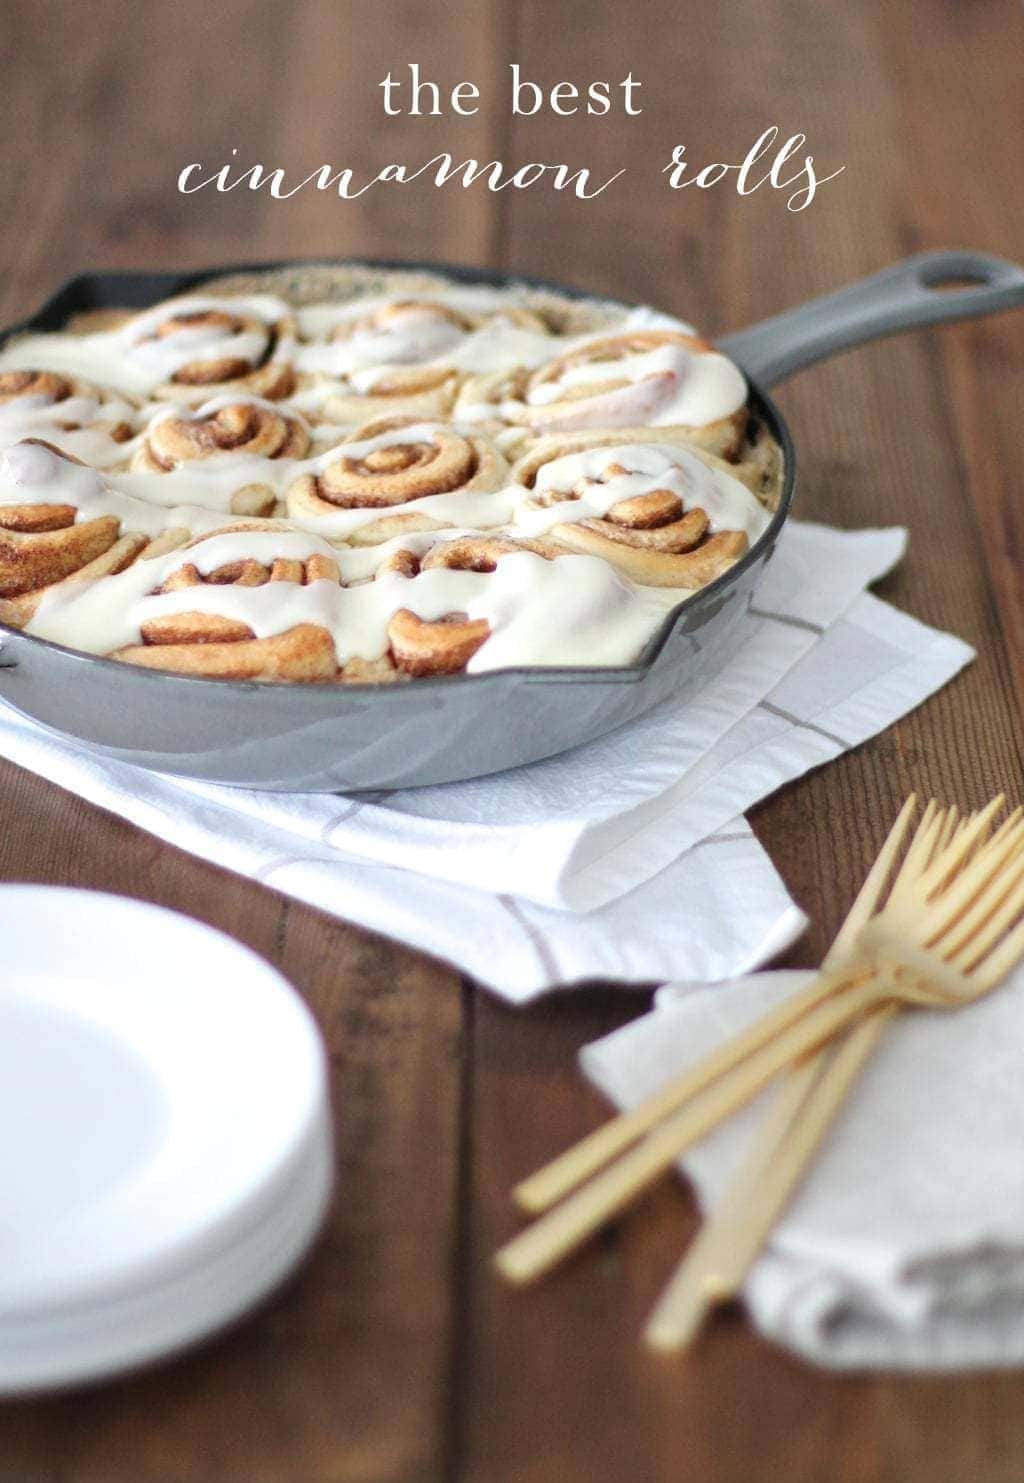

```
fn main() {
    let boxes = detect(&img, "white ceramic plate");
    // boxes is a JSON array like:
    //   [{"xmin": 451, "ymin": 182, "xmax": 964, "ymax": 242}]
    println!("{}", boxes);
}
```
[{"xmin": 0, "ymin": 885, "xmax": 333, "ymax": 1393}]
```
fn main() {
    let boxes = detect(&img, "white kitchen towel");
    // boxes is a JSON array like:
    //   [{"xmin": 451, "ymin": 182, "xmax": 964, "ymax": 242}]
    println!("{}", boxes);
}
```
[
  {"xmin": 0, "ymin": 521, "xmax": 972, "ymax": 1000},
  {"xmin": 583, "ymin": 969, "xmax": 1024, "ymax": 1370},
  {"xmin": 175, "ymin": 521, "xmax": 909, "ymax": 912},
  {"xmin": 0, "ymin": 699, "xmax": 802, "ymax": 998}
]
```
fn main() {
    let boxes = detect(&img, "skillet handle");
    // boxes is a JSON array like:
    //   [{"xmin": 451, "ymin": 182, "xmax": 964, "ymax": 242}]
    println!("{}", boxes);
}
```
[{"xmin": 718, "ymin": 250, "xmax": 1024, "ymax": 388}]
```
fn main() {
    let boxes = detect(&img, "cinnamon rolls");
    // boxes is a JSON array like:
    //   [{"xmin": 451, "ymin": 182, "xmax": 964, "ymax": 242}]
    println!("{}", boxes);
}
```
[{"xmin": 0, "ymin": 264, "xmax": 783, "ymax": 683}]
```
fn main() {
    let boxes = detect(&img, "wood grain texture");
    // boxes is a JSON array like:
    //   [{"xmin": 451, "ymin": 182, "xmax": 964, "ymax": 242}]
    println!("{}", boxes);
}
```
[{"xmin": 0, "ymin": 0, "xmax": 1022, "ymax": 1479}]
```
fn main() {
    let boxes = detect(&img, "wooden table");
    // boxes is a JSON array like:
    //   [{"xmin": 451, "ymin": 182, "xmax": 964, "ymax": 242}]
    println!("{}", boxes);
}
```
[{"xmin": 1, "ymin": 2, "xmax": 1022, "ymax": 1477}]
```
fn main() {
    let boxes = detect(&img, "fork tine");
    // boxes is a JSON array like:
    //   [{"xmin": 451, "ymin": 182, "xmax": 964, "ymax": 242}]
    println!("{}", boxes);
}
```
[
  {"xmin": 936, "ymin": 806, "xmax": 960, "ymax": 854},
  {"xmin": 940, "ymin": 824, "xmax": 1024, "ymax": 959},
  {"xmin": 916, "ymin": 795, "xmax": 1006, "ymax": 901},
  {"xmin": 957, "ymin": 865, "xmax": 1024, "ymax": 979},
  {"xmin": 973, "ymin": 909, "xmax": 1024, "ymax": 990},
  {"xmin": 826, "ymin": 794, "xmax": 918, "ymax": 962},
  {"xmin": 887, "ymin": 802, "xmax": 949, "ymax": 909},
  {"xmin": 944, "ymin": 851, "xmax": 1024, "ymax": 965},
  {"xmin": 982, "ymin": 806, "xmax": 1023, "ymax": 851},
  {"xmin": 918, "ymin": 817, "xmax": 1024, "ymax": 945}
]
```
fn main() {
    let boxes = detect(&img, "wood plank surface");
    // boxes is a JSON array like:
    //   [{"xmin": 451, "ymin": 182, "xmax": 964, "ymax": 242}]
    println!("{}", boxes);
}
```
[{"xmin": 0, "ymin": 1, "xmax": 1022, "ymax": 1479}]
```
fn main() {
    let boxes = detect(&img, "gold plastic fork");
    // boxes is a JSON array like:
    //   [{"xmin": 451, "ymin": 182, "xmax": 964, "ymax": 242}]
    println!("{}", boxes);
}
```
[
  {"xmin": 510, "ymin": 796, "xmax": 996, "ymax": 1220},
  {"xmin": 496, "ymin": 795, "xmax": 1024, "ymax": 1288},
  {"xmin": 644, "ymin": 800, "xmax": 973, "ymax": 1349}
]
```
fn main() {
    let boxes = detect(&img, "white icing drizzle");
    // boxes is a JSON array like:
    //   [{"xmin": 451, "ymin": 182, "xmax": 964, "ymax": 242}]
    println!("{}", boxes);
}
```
[
  {"xmin": 0, "ymin": 295, "xmax": 293, "ymax": 397},
  {"xmin": 511, "ymin": 443, "xmax": 770, "ymax": 543},
  {"xmin": 0, "ymin": 440, "xmax": 237, "ymax": 538},
  {"xmin": 293, "ymin": 301, "xmax": 718, "ymax": 410},
  {"xmin": 140, "ymin": 390, "xmax": 310, "ymax": 437},
  {"xmin": 0, "ymin": 390, "xmax": 140, "ymax": 468},
  {"xmin": 0, "ymin": 282, "xmax": 769, "ymax": 676},
  {"xmin": 293, "ymin": 314, "xmax": 560, "ymax": 388},
  {"xmin": 27, "ymin": 534, "xmax": 682, "ymax": 674},
  {"xmin": 523, "ymin": 340, "xmax": 746, "ymax": 429}
]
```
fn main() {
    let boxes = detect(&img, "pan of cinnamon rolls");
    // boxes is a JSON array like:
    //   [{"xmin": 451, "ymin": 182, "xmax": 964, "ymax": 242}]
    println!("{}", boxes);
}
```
[{"xmin": 0, "ymin": 258, "xmax": 793, "ymax": 789}]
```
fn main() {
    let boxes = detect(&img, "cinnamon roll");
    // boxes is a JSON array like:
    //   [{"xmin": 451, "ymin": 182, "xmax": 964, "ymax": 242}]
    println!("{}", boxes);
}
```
[
  {"xmin": 124, "ymin": 295, "xmax": 297, "ymax": 403},
  {"xmin": 131, "ymin": 397, "xmax": 310, "ymax": 516},
  {"xmin": 509, "ymin": 330, "xmax": 748, "ymax": 459},
  {"xmin": 510, "ymin": 434, "xmax": 770, "ymax": 588},
  {"xmin": 371, "ymin": 533, "xmax": 675, "ymax": 675},
  {"xmin": 383, "ymin": 533, "xmax": 565, "ymax": 677},
  {"xmin": 0, "ymin": 370, "xmax": 138, "ymax": 467},
  {"xmin": 0, "ymin": 438, "xmax": 248, "ymax": 627},
  {"xmin": 0, "ymin": 441, "xmax": 159, "ymax": 627},
  {"xmin": 294, "ymin": 297, "xmax": 557, "ymax": 426},
  {"xmin": 285, "ymin": 418, "xmax": 512, "ymax": 544},
  {"xmin": 110, "ymin": 527, "xmax": 341, "ymax": 681},
  {"xmin": 296, "ymin": 299, "xmax": 468, "ymax": 424}
]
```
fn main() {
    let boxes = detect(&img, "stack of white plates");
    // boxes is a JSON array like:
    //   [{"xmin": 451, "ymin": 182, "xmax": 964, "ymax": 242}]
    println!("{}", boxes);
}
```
[{"xmin": 0, "ymin": 885, "xmax": 333, "ymax": 1393}]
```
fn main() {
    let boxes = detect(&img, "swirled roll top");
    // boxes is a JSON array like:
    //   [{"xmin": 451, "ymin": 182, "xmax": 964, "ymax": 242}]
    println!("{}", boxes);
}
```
[
  {"xmin": 506, "ymin": 330, "xmax": 749, "ymax": 457},
  {"xmin": 134, "ymin": 397, "xmax": 309, "ymax": 471},
  {"xmin": 0, "ymin": 294, "xmax": 297, "ymax": 401},
  {"xmin": 0, "ymin": 369, "xmax": 138, "ymax": 467},
  {"xmin": 285, "ymin": 419, "xmax": 513, "ymax": 544},
  {"xmin": 125, "ymin": 297, "xmax": 297, "ymax": 402},
  {"xmin": 130, "ymin": 396, "xmax": 311, "ymax": 516},
  {"xmin": 509, "ymin": 434, "xmax": 770, "ymax": 587},
  {"xmin": 292, "ymin": 296, "xmax": 555, "ymax": 425}
]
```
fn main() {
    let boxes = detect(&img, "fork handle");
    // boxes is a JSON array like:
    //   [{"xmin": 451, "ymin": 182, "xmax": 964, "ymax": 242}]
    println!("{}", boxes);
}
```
[
  {"xmin": 513, "ymin": 964, "xmax": 864, "ymax": 1216},
  {"xmin": 645, "ymin": 1007, "xmax": 894, "ymax": 1350},
  {"xmin": 495, "ymin": 975, "xmax": 890, "ymax": 1285}
]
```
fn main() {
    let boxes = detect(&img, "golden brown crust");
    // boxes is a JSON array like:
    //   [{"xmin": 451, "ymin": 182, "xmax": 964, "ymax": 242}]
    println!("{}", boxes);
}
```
[
  {"xmin": 112, "ymin": 623, "xmax": 338, "ymax": 681},
  {"xmin": 339, "ymin": 653, "xmax": 406, "ymax": 685},
  {"xmin": 388, "ymin": 608, "xmax": 491, "ymax": 677},
  {"xmin": 0, "ymin": 515, "xmax": 121, "ymax": 598},
  {"xmin": 0, "ymin": 531, "xmax": 149, "ymax": 628},
  {"xmin": 551, "ymin": 523, "xmax": 747, "ymax": 588}
]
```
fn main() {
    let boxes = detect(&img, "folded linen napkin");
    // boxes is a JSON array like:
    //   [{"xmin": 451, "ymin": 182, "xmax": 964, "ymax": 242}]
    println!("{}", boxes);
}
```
[
  {"xmin": 0, "ymin": 521, "xmax": 972, "ymax": 1000},
  {"xmin": 582, "ymin": 969, "xmax": 1024, "ymax": 1370},
  {"xmin": 181, "ymin": 521, "xmax": 907, "ymax": 913}
]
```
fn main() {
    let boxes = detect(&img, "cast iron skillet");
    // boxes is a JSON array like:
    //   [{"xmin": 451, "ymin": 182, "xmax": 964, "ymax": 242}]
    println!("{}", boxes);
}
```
[{"xmin": 0, "ymin": 251, "xmax": 1021, "ymax": 791}]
